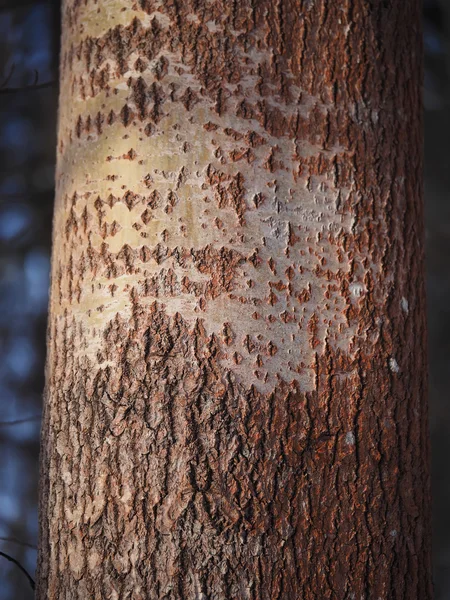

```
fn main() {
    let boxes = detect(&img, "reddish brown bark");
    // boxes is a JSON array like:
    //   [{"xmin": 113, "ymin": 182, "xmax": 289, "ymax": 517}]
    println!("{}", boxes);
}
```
[{"xmin": 37, "ymin": 1, "xmax": 431, "ymax": 598}]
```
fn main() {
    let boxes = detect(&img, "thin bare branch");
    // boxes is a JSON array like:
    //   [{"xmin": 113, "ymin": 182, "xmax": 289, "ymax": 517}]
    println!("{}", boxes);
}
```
[
  {"xmin": 0, "ymin": 64, "xmax": 55, "ymax": 93},
  {"xmin": 0, "ymin": 80, "xmax": 56, "ymax": 94},
  {"xmin": 0, "ymin": 536, "xmax": 37, "ymax": 550},
  {"xmin": 0, "ymin": 551, "xmax": 35, "ymax": 590},
  {"xmin": 0, "ymin": 416, "xmax": 41, "ymax": 427},
  {"xmin": 0, "ymin": 0, "xmax": 48, "ymax": 12},
  {"xmin": 0, "ymin": 63, "xmax": 15, "ymax": 88}
]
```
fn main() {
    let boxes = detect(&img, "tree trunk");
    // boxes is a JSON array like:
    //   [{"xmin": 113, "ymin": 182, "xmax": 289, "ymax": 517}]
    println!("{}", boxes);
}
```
[{"xmin": 37, "ymin": 1, "xmax": 432, "ymax": 598}]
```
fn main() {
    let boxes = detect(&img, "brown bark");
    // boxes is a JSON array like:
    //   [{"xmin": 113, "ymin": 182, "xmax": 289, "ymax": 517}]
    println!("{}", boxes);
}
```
[{"xmin": 37, "ymin": 1, "xmax": 431, "ymax": 598}]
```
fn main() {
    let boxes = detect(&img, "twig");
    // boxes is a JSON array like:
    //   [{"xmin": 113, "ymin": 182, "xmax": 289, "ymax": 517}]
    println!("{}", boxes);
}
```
[
  {"xmin": 0, "ymin": 536, "xmax": 37, "ymax": 550},
  {"xmin": 0, "ymin": 80, "xmax": 55, "ymax": 94},
  {"xmin": 0, "ymin": 550, "xmax": 35, "ymax": 590},
  {"xmin": 0, "ymin": 63, "xmax": 55, "ymax": 93},
  {"xmin": 0, "ymin": 64, "xmax": 14, "ymax": 88},
  {"xmin": 0, "ymin": 0, "xmax": 48, "ymax": 12},
  {"xmin": 0, "ymin": 416, "xmax": 41, "ymax": 427}
]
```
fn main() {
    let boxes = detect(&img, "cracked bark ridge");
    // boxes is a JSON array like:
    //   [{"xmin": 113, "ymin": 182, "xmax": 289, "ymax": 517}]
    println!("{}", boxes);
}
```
[{"xmin": 37, "ymin": 1, "xmax": 432, "ymax": 599}]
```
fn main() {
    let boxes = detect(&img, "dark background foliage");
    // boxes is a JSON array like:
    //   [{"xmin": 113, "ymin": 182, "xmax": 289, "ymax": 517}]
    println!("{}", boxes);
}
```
[
  {"xmin": 0, "ymin": 0, "xmax": 449, "ymax": 597},
  {"xmin": 0, "ymin": 1, "xmax": 57, "ymax": 597}
]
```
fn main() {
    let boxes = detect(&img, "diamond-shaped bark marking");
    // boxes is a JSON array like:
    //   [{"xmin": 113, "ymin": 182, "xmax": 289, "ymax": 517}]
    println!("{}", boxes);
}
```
[{"xmin": 141, "ymin": 209, "xmax": 154, "ymax": 225}]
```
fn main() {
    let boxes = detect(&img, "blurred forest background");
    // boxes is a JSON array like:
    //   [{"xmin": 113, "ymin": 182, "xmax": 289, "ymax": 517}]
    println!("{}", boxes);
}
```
[{"xmin": 0, "ymin": 0, "xmax": 449, "ymax": 598}]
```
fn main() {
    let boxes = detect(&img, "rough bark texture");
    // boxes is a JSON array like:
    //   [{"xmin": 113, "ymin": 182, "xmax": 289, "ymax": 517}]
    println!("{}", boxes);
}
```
[{"xmin": 37, "ymin": 1, "xmax": 432, "ymax": 598}]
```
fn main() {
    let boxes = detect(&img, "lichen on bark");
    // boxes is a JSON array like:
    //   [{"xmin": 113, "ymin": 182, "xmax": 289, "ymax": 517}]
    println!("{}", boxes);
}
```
[{"xmin": 37, "ymin": 1, "xmax": 432, "ymax": 599}]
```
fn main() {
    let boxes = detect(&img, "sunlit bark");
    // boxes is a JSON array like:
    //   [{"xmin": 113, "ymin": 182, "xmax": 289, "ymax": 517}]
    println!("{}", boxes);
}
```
[{"xmin": 37, "ymin": 1, "xmax": 432, "ymax": 598}]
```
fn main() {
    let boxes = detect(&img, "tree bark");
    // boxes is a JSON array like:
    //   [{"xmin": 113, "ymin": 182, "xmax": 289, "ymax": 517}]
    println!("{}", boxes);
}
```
[{"xmin": 37, "ymin": 1, "xmax": 432, "ymax": 598}]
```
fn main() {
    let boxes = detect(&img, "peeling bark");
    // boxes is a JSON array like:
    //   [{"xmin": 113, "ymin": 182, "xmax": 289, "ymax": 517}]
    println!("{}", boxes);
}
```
[{"xmin": 37, "ymin": 1, "xmax": 432, "ymax": 599}]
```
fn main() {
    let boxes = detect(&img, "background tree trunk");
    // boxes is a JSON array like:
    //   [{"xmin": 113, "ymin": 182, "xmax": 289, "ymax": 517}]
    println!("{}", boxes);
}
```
[{"xmin": 36, "ymin": 1, "xmax": 432, "ymax": 598}]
